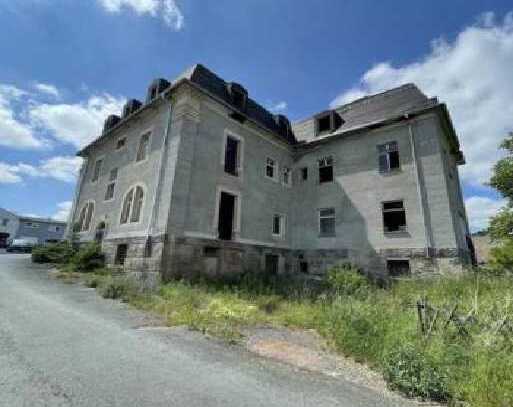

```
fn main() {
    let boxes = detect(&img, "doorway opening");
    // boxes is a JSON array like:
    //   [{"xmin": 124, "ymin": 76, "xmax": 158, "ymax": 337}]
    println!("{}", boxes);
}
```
[
  {"xmin": 218, "ymin": 191, "xmax": 236, "ymax": 240},
  {"xmin": 115, "ymin": 244, "xmax": 128, "ymax": 265},
  {"xmin": 265, "ymin": 254, "xmax": 279, "ymax": 276}
]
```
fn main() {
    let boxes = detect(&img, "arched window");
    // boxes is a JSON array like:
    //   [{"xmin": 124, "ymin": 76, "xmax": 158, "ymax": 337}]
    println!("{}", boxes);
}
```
[
  {"xmin": 120, "ymin": 185, "xmax": 144, "ymax": 224},
  {"xmin": 77, "ymin": 201, "xmax": 94, "ymax": 232}
]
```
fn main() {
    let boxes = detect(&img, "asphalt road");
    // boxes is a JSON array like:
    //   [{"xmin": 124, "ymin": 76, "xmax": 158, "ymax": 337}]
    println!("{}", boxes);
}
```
[{"xmin": 0, "ymin": 254, "xmax": 417, "ymax": 407}]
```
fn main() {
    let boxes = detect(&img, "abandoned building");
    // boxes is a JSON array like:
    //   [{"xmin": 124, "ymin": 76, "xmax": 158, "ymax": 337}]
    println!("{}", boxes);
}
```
[{"xmin": 66, "ymin": 64, "xmax": 473, "ymax": 281}]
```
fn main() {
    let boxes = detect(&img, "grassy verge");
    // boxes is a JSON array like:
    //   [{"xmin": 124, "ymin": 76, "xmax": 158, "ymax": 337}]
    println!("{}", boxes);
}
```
[{"xmin": 48, "ymin": 255, "xmax": 513, "ymax": 407}]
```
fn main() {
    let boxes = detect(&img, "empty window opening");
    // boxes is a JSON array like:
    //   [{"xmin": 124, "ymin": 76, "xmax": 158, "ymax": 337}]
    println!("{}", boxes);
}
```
[
  {"xmin": 120, "ymin": 186, "xmax": 144, "ymax": 224},
  {"xmin": 272, "ymin": 214, "xmax": 285, "ymax": 237},
  {"xmin": 266, "ymin": 158, "xmax": 276, "ymax": 179},
  {"xmin": 95, "ymin": 222, "xmax": 106, "ymax": 243},
  {"xmin": 105, "ymin": 183, "xmax": 115, "ymax": 201},
  {"xmin": 383, "ymin": 200, "xmax": 407, "ymax": 233},
  {"xmin": 282, "ymin": 167, "xmax": 291, "ymax": 186},
  {"xmin": 317, "ymin": 114, "xmax": 332, "ymax": 134},
  {"xmin": 299, "ymin": 261, "xmax": 309, "ymax": 274},
  {"xmin": 387, "ymin": 259, "xmax": 410, "ymax": 277},
  {"xmin": 319, "ymin": 208, "xmax": 336, "ymax": 237},
  {"xmin": 378, "ymin": 141, "xmax": 400, "ymax": 173},
  {"xmin": 2, "ymin": 218, "xmax": 9, "ymax": 226},
  {"xmin": 218, "ymin": 191, "xmax": 236, "ymax": 240},
  {"xmin": 301, "ymin": 167, "xmax": 308, "ymax": 181},
  {"xmin": 92, "ymin": 158, "xmax": 103, "ymax": 182},
  {"xmin": 115, "ymin": 244, "xmax": 128, "ymax": 265},
  {"xmin": 116, "ymin": 137, "xmax": 126, "ymax": 150},
  {"xmin": 318, "ymin": 156, "xmax": 334, "ymax": 183},
  {"xmin": 265, "ymin": 254, "xmax": 279, "ymax": 276},
  {"xmin": 136, "ymin": 132, "xmax": 150, "ymax": 162},
  {"xmin": 144, "ymin": 237, "xmax": 152, "ymax": 258},
  {"xmin": 204, "ymin": 246, "xmax": 219, "ymax": 257},
  {"xmin": 224, "ymin": 136, "xmax": 239, "ymax": 175}
]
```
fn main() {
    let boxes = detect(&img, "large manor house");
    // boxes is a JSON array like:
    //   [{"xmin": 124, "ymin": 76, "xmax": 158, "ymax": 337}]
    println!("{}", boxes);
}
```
[{"xmin": 67, "ymin": 64, "xmax": 474, "ymax": 281}]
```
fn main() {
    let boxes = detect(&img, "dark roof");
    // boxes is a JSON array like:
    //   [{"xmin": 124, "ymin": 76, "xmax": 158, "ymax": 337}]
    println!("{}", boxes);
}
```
[
  {"xmin": 178, "ymin": 64, "xmax": 296, "ymax": 144},
  {"xmin": 293, "ymin": 84, "xmax": 439, "ymax": 142}
]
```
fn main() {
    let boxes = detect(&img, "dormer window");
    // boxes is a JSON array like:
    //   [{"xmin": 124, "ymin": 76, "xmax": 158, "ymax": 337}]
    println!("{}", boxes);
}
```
[
  {"xmin": 146, "ymin": 78, "xmax": 170, "ymax": 103},
  {"xmin": 227, "ymin": 82, "xmax": 248, "ymax": 112},
  {"xmin": 315, "ymin": 110, "xmax": 344, "ymax": 136}
]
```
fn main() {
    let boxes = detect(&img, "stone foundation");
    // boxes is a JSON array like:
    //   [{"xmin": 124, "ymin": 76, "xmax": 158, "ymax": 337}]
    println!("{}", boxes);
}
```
[{"xmin": 100, "ymin": 234, "xmax": 472, "ymax": 282}]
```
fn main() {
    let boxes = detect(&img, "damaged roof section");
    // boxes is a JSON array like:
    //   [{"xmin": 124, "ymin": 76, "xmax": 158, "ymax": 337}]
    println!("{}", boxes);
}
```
[{"xmin": 293, "ymin": 84, "xmax": 438, "ymax": 142}]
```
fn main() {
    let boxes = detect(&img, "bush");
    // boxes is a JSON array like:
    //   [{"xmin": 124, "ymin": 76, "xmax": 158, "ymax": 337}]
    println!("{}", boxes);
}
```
[
  {"xmin": 70, "ymin": 242, "xmax": 105, "ymax": 273},
  {"xmin": 326, "ymin": 263, "xmax": 371, "ymax": 296},
  {"xmin": 32, "ymin": 242, "xmax": 75, "ymax": 264},
  {"xmin": 383, "ymin": 344, "xmax": 450, "ymax": 402},
  {"xmin": 100, "ymin": 278, "xmax": 129, "ymax": 300},
  {"xmin": 488, "ymin": 239, "xmax": 513, "ymax": 273}
]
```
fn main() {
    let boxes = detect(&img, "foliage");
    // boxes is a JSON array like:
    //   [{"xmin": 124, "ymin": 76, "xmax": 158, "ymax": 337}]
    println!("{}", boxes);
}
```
[
  {"xmin": 79, "ymin": 266, "xmax": 513, "ymax": 407},
  {"xmin": 326, "ymin": 263, "xmax": 371, "ymax": 297},
  {"xmin": 488, "ymin": 207, "xmax": 513, "ymax": 241},
  {"xmin": 488, "ymin": 239, "xmax": 513, "ymax": 273},
  {"xmin": 383, "ymin": 344, "xmax": 450, "ymax": 401},
  {"xmin": 32, "ymin": 242, "xmax": 75, "ymax": 264},
  {"xmin": 489, "ymin": 133, "xmax": 513, "ymax": 203},
  {"xmin": 70, "ymin": 242, "xmax": 105, "ymax": 273}
]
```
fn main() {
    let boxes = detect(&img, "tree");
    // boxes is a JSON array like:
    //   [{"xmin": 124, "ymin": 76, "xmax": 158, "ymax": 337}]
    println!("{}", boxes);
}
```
[{"xmin": 488, "ymin": 132, "xmax": 513, "ymax": 241}]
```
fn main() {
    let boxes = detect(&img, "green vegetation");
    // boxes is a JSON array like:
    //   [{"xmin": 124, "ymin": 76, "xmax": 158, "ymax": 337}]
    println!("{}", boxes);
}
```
[
  {"xmin": 74, "ymin": 265, "xmax": 513, "ymax": 407},
  {"xmin": 32, "ymin": 241, "xmax": 104, "ymax": 273},
  {"xmin": 488, "ymin": 132, "xmax": 513, "ymax": 272}
]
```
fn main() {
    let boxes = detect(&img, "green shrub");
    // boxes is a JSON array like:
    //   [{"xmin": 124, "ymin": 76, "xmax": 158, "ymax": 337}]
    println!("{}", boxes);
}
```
[
  {"xmin": 326, "ymin": 263, "xmax": 371, "ymax": 296},
  {"xmin": 488, "ymin": 239, "xmax": 513, "ymax": 273},
  {"xmin": 32, "ymin": 242, "xmax": 75, "ymax": 264},
  {"xmin": 383, "ymin": 344, "xmax": 450, "ymax": 402},
  {"xmin": 70, "ymin": 242, "xmax": 105, "ymax": 273},
  {"xmin": 100, "ymin": 278, "xmax": 129, "ymax": 300}
]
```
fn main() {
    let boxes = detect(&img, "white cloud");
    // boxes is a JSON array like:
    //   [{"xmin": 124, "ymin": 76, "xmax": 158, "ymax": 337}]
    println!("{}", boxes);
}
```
[
  {"xmin": 0, "ymin": 85, "xmax": 46, "ymax": 149},
  {"xmin": 34, "ymin": 82, "xmax": 60, "ymax": 98},
  {"xmin": 330, "ymin": 12, "xmax": 513, "ymax": 187},
  {"xmin": 465, "ymin": 196, "xmax": 507, "ymax": 232},
  {"xmin": 98, "ymin": 0, "xmax": 184, "ymax": 30},
  {"xmin": 53, "ymin": 201, "xmax": 72, "ymax": 222},
  {"xmin": 0, "ymin": 156, "xmax": 82, "ymax": 184},
  {"xmin": 29, "ymin": 94, "xmax": 125, "ymax": 148},
  {"xmin": 0, "ymin": 162, "xmax": 23, "ymax": 183},
  {"xmin": 268, "ymin": 101, "xmax": 288, "ymax": 113}
]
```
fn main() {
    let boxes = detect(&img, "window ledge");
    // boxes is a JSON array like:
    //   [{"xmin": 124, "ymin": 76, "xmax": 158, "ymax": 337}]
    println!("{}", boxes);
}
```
[
  {"xmin": 379, "ymin": 169, "xmax": 402, "ymax": 176},
  {"xmin": 319, "ymin": 234, "xmax": 336, "ymax": 238},
  {"xmin": 384, "ymin": 230, "xmax": 409, "ymax": 237}
]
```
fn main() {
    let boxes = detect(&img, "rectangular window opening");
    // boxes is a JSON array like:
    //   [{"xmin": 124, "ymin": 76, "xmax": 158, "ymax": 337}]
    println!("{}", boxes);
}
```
[
  {"xmin": 272, "ymin": 214, "xmax": 285, "ymax": 237},
  {"xmin": 224, "ymin": 136, "xmax": 239, "ymax": 175},
  {"xmin": 378, "ymin": 142, "xmax": 400, "ymax": 173},
  {"xmin": 92, "ymin": 159, "xmax": 103, "ymax": 182},
  {"xmin": 383, "ymin": 200, "xmax": 407, "ymax": 233},
  {"xmin": 204, "ymin": 246, "xmax": 219, "ymax": 257},
  {"xmin": 319, "ymin": 207, "xmax": 336, "ymax": 237},
  {"xmin": 301, "ymin": 167, "xmax": 308, "ymax": 181},
  {"xmin": 266, "ymin": 158, "xmax": 276, "ymax": 179},
  {"xmin": 105, "ymin": 183, "xmax": 115, "ymax": 201},
  {"xmin": 387, "ymin": 259, "xmax": 410, "ymax": 277},
  {"xmin": 318, "ymin": 156, "xmax": 334, "ymax": 183},
  {"xmin": 116, "ymin": 137, "xmax": 126, "ymax": 150},
  {"xmin": 136, "ymin": 132, "xmax": 150, "ymax": 162},
  {"xmin": 282, "ymin": 167, "xmax": 291, "ymax": 186},
  {"xmin": 317, "ymin": 115, "xmax": 332, "ymax": 134},
  {"xmin": 115, "ymin": 244, "xmax": 128, "ymax": 265},
  {"xmin": 299, "ymin": 261, "xmax": 308, "ymax": 274}
]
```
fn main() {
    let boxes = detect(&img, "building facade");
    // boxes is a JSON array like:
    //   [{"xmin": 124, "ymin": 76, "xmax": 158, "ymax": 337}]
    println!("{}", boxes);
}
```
[
  {"xmin": 0, "ymin": 208, "xmax": 66, "ymax": 247},
  {"xmin": 67, "ymin": 64, "xmax": 473, "ymax": 282}
]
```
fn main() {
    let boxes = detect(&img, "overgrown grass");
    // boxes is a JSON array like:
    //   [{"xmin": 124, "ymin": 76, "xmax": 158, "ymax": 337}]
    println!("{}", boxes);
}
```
[{"xmin": 59, "ymin": 260, "xmax": 513, "ymax": 407}]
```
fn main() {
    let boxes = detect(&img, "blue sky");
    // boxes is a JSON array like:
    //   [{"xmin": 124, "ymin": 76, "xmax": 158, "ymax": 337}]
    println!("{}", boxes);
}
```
[{"xmin": 0, "ymin": 0, "xmax": 512, "ymax": 230}]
